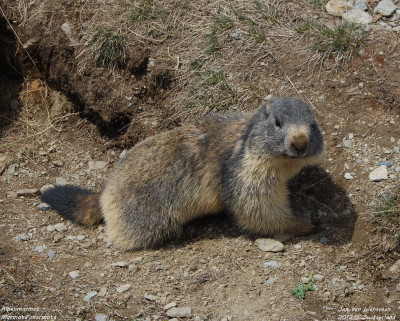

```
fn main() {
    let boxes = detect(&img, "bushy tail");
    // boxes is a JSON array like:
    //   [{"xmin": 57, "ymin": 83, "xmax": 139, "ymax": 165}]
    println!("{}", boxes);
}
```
[{"xmin": 41, "ymin": 185, "xmax": 103, "ymax": 226}]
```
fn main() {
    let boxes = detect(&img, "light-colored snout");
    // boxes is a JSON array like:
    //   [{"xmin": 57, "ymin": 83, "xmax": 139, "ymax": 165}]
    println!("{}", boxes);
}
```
[{"xmin": 286, "ymin": 125, "xmax": 309, "ymax": 158}]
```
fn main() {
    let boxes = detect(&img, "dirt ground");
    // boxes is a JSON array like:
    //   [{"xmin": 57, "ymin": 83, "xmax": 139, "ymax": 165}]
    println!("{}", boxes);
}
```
[{"xmin": 1, "ymin": 0, "xmax": 400, "ymax": 320}]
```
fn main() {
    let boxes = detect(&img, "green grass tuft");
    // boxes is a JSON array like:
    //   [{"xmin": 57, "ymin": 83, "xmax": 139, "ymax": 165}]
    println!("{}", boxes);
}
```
[{"xmin": 291, "ymin": 274, "xmax": 315, "ymax": 299}]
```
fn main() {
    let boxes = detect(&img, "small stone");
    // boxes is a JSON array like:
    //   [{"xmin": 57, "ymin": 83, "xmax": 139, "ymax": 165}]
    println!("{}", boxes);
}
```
[
  {"xmin": 16, "ymin": 189, "xmax": 40, "ymax": 197},
  {"xmin": 343, "ymin": 9, "xmax": 373, "ymax": 24},
  {"xmin": 34, "ymin": 245, "xmax": 46, "ymax": 253},
  {"xmin": 314, "ymin": 274, "xmax": 325, "ymax": 282},
  {"xmin": 111, "ymin": 261, "xmax": 128, "ymax": 267},
  {"xmin": 48, "ymin": 250, "xmax": 56, "ymax": 260},
  {"xmin": 263, "ymin": 261, "xmax": 278, "ymax": 268},
  {"xmin": 294, "ymin": 243, "xmax": 302, "ymax": 249},
  {"xmin": 374, "ymin": 0, "xmax": 397, "ymax": 16},
  {"xmin": 344, "ymin": 173, "xmax": 354, "ymax": 180},
  {"xmin": 326, "ymin": 0, "xmax": 354, "ymax": 16},
  {"xmin": 369, "ymin": 166, "xmax": 388, "ymax": 181},
  {"xmin": 301, "ymin": 276, "xmax": 310, "ymax": 284},
  {"xmin": 69, "ymin": 270, "xmax": 80, "ymax": 279},
  {"xmin": 53, "ymin": 233, "xmax": 64, "ymax": 243},
  {"xmin": 38, "ymin": 203, "xmax": 51, "ymax": 211},
  {"xmin": 299, "ymin": 260, "xmax": 306, "ymax": 267},
  {"xmin": 94, "ymin": 314, "xmax": 109, "ymax": 321},
  {"xmin": 354, "ymin": 0, "xmax": 368, "ymax": 11},
  {"xmin": 164, "ymin": 302, "xmax": 177, "ymax": 310},
  {"xmin": 266, "ymin": 276, "xmax": 277, "ymax": 285},
  {"xmin": 76, "ymin": 234, "xmax": 86, "ymax": 241},
  {"xmin": 0, "ymin": 154, "xmax": 11, "ymax": 175},
  {"xmin": 83, "ymin": 291, "xmax": 98, "ymax": 302},
  {"xmin": 166, "ymin": 307, "xmax": 192, "ymax": 318},
  {"xmin": 46, "ymin": 225, "xmax": 55, "ymax": 232},
  {"xmin": 98, "ymin": 287, "xmax": 107, "ymax": 297},
  {"xmin": 19, "ymin": 233, "xmax": 32, "ymax": 241},
  {"xmin": 119, "ymin": 150, "xmax": 128, "ymax": 159},
  {"xmin": 357, "ymin": 284, "xmax": 364, "ymax": 290},
  {"xmin": 390, "ymin": 137, "xmax": 396, "ymax": 143},
  {"xmin": 378, "ymin": 161, "xmax": 392, "ymax": 167},
  {"xmin": 320, "ymin": 237, "xmax": 329, "ymax": 244},
  {"xmin": 332, "ymin": 278, "xmax": 340, "ymax": 287},
  {"xmin": 55, "ymin": 177, "xmax": 67, "ymax": 185},
  {"xmin": 343, "ymin": 139, "xmax": 353, "ymax": 148},
  {"xmin": 40, "ymin": 184, "xmax": 53, "ymax": 194},
  {"xmin": 396, "ymin": 283, "xmax": 400, "ymax": 292},
  {"xmin": 88, "ymin": 161, "xmax": 108, "ymax": 171},
  {"xmin": 255, "ymin": 238, "xmax": 284, "ymax": 252},
  {"xmin": 144, "ymin": 293, "xmax": 157, "ymax": 301},
  {"xmin": 54, "ymin": 223, "xmax": 68, "ymax": 232},
  {"xmin": 116, "ymin": 284, "xmax": 131, "ymax": 293}
]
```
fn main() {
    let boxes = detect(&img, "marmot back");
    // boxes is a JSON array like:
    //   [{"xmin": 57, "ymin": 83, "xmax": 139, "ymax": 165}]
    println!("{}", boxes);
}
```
[{"xmin": 41, "ymin": 97, "xmax": 324, "ymax": 250}]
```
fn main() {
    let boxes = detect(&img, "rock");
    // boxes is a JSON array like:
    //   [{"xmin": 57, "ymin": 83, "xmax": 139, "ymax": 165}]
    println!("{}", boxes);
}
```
[
  {"xmin": 116, "ymin": 284, "xmax": 131, "ymax": 293},
  {"xmin": 378, "ymin": 161, "xmax": 392, "ymax": 167},
  {"xmin": 344, "ymin": 173, "xmax": 354, "ymax": 180},
  {"xmin": 314, "ymin": 274, "xmax": 325, "ymax": 282},
  {"xmin": 354, "ymin": 0, "xmax": 368, "ymax": 10},
  {"xmin": 7, "ymin": 191, "xmax": 18, "ymax": 198},
  {"xmin": 343, "ymin": 139, "xmax": 353, "ymax": 148},
  {"xmin": 263, "ymin": 261, "xmax": 278, "ymax": 268},
  {"xmin": 53, "ymin": 233, "xmax": 64, "ymax": 243},
  {"xmin": 332, "ymin": 278, "xmax": 340, "ymax": 287},
  {"xmin": 254, "ymin": 238, "xmax": 284, "ymax": 252},
  {"xmin": 88, "ymin": 161, "xmax": 108, "ymax": 170},
  {"xmin": 144, "ymin": 293, "xmax": 157, "ymax": 301},
  {"xmin": 299, "ymin": 260, "xmax": 306, "ymax": 267},
  {"xmin": 369, "ymin": 165, "xmax": 388, "ymax": 181},
  {"xmin": 54, "ymin": 223, "xmax": 68, "ymax": 232},
  {"xmin": 374, "ymin": 0, "xmax": 397, "ymax": 16},
  {"xmin": 47, "ymin": 225, "xmax": 55, "ymax": 232},
  {"xmin": 19, "ymin": 233, "xmax": 32, "ymax": 241},
  {"xmin": 40, "ymin": 184, "xmax": 54, "ymax": 194},
  {"xmin": 34, "ymin": 245, "xmax": 47, "ymax": 253},
  {"xmin": 266, "ymin": 276, "xmax": 277, "ymax": 285},
  {"xmin": 164, "ymin": 302, "xmax": 177, "ymax": 310},
  {"xmin": 48, "ymin": 250, "xmax": 56, "ymax": 260},
  {"xmin": 94, "ymin": 314, "xmax": 109, "ymax": 321},
  {"xmin": 110, "ymin": 261, "xmax": 128, "ymax": 267},
  {"xmin": 38, "ymin": 203, "xmax": 51, "ymax": 211},
  {"xmin": 320, "ymin": 237, "xmax": 329, "ymax": 244},
  {"xmin": 98, "ymin": 287, "xmax": 108, "ymax": 297},
  {"xmin": 326, "ymin": 0, "xmax": 354, "ymax": 17},
  {"xmin": 301, "ymin": 276, "xmax": 311, "ymax": 284},
  {"xmin": 0, "ymin": 154, "xmax": 11, "ymax": 175},
  {"xmin": 166, "ymin": 307, "xmax": 192, "ymax": 318},
  {"xmin": 69, "ymin": 270, "xmax": 80, "ymax": 279},
  {"xmin": 119, "ymin": 150, "xmax": 128, "ymax": 159},
  {"xmin": 396, "ymin": 283, "xmax": 400, "ymax": 292},
  {"xmin": 382, "ymin": 259, "xmax": 400, "ymax": 279},
  {"xmin": 83, "ymin": 291, "xmax": 98, "ymax": 302},
  {"xmin": 343, "ymin": 9, "xmax": 373, "ymax": 24},
  {"xmin": 16, "ymin": 189, "xmax": 40, "ymax": 197},
  {"xmin": 55, "ymin": 177, "xmax": 67, "ymax": 185}
]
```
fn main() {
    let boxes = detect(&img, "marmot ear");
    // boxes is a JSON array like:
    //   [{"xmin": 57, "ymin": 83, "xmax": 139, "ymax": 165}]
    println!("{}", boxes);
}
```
[{"xmin": 262, "ymin": 102, "xmax": 271, "ymax": 116}]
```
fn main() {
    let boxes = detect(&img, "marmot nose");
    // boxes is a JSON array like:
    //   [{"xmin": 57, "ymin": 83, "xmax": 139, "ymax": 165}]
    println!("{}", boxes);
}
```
[{"xmin": 290, "ymin": 137, "xmax": 309, "ymax": 157}]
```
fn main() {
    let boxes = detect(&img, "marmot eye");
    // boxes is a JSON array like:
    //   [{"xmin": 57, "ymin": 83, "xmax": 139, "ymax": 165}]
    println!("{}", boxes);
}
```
[{"xmin": 275, "ymin": 118, "xmax": 281, "ymax": 128}]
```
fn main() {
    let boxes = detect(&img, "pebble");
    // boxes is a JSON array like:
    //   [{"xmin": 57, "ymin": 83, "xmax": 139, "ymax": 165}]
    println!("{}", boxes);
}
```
[
  {"xmin": 110, "ymin": 261, "xmax": 128, "ymax": 267},
  {"xmin": 301, "ymin": 276, "xmax": 310, "ymax": 284},
  {"xmin": 266, "ymin": 276, "xmax": 277, "ymax": 285},
  {"xmin": 144, "ymin": 293, "xmax": 157, "ymax": 301},
  {"xmin": 164, "ymin": 302, "xmax": 177, "ymax": 310},
  {"xmin": 254, "ymin": 238, "xmax": 284, "ymax": 252},
  {"xmin": 94, "ymin": 314, "xmax": 109, "ymax": 321},
  {"xmin": 326, "ymin": 0, "xmax": 354, "ymax": 17},
  {"xmin": 48, "ymin": 250, "xmax": 56, "ymax": 259},
  {"xmin": 369, "ymin": 165, "xmax": 388, "ymax": 181},
  {"xmin": 332, "ymin": 278, "xmax": 340, "ymax": 287},
  {"xmin": 88, "ymin": 161, "xmax": 108, "ymax": 170},
  {"xmin": 166, "ymin": 307, "xmax": 192, "ymax": 318},
  {"xmin": 374, "ymin": 0, "xmax": 397, "ymax": 16},
  {"xmin": 54, "ymin": 223, "xmax": 68, "ymax": 232},
  {"xmin": 38, "ymin": 203, "xmax": 51, "ymax": 211},
  {"xmin": 16, "ymin": 189, "xmax": 40, "ymax": 197},
  {"xmin": 116, "ymin": 284, "xmax": 132, "ymax": 293},
  {"xmin": 119, "ymin": 149, "xmax": 128, "ymax": 159},
  {"xmin": 19, "ymin": 233, "xmax": 32, "ymax": 241},
  {"xmin": 83, "ymin": 291, "xmax": 98, "ymax": 302},
  {"xmin": 263, "ymin": 261, "xmax": 278, "ymax": 268},
  {"xmin": 396, "ymin": 283, "xmax": 400, "ymax": 292},
  {"xmin": 378, "ymin": 161, "xmax": 392, "ymax": 167},
  {"xmin": 0, "ymin": 154, "xmax": 11, "ymax": 175},
  {"xmin": 55, "ymin": 177, "xmax": 68, "ymax": 185},
  {"xmin": 344, "ymin": 173, "xmax": 354, "ymax": 180},
  {"xmin": 343, "ymin": 9, "xmax": 373, "ymax": 24},
  {"xmin": 314, "ymin": 274, "xmax": 325, "ymax": 282},
  {"xmin": 69, "ymin": 270, "xmax": 80, "ymax": 279},
  {"xmin": 383, "ymin": 259, "xmax": 400, "ymax": 279},
  {"xmin": 354, "ymin": 0, "xmax": 368, "ymax": 11},
  {"xmin": 34, "ymin": 245, "xmax": 46, "ymax": 253},
  {"xmin": 294, "ymin": 243, "xmax": 302, "ymax": 249},
  {"xmin": 320, "ymin": 237, "xmax": 329, "ymax": 244},
  {"xmin": 299, "ymin": 260, "xmax": 306, "ymax": 267},
  {"xmin": 53, "ymin": 233, "xmax": 64, "ymax": 243}
]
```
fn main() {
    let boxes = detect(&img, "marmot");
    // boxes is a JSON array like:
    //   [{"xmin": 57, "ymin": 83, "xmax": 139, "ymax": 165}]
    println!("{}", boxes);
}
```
[{"xmin": 41, "ymin": 97, "xmax": 324, "ymax": 250}]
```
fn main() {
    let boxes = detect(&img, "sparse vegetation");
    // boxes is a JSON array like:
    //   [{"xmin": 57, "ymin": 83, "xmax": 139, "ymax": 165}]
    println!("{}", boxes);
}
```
[
  {"xmin": 291, "ymin": 274, "xmax": 315, "ymax": 299},
  {"xmin": 297, "ymin": 20, "xmax": 366, "ymax": 65},
  {"xmin": 373, "ymin": 185, "xmax": 400, "ymax": 251},
  {"xmin": 86, "ymin": 28, "xmax": 127, "ymax": 70}
]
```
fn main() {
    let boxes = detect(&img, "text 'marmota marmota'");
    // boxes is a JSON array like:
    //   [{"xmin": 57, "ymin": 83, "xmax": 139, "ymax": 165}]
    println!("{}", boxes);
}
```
[{"xmin": 41, "ymin": 97, "xmax": 324, "ymax": 250}]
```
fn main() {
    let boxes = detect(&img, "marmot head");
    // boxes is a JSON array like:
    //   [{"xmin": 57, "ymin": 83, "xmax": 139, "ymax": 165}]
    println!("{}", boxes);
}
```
[{"xmin": 247, "ymin": 97, "xmax": 324, "ymax": 159}]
